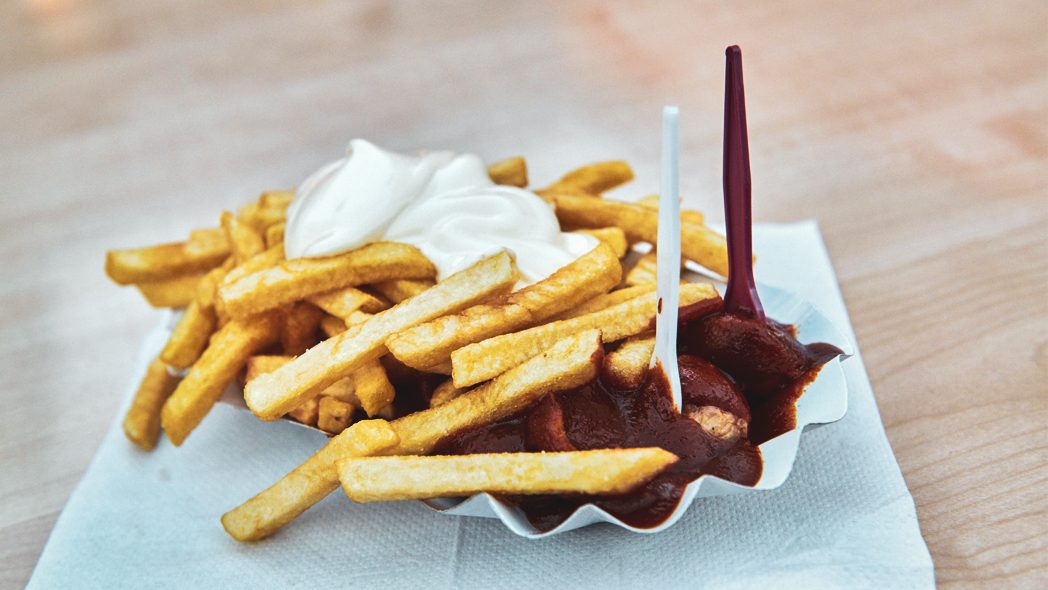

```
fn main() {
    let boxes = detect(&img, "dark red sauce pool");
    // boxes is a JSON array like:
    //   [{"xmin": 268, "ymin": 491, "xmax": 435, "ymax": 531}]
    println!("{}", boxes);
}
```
[{"xmin": 433, "ymin": 301, "xmax": 841, "ymax": 531}]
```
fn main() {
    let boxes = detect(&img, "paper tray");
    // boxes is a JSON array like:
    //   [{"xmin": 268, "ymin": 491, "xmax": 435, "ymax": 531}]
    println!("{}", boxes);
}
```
[{"xmin": 421, "ymin": 281, "xmax": 852, "ymax": 538}]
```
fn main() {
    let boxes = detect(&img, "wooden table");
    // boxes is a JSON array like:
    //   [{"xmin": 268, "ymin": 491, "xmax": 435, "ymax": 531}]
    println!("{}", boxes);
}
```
[{"xmin": 2, "ymin": 1, "xmax": 1045, "ymax": 587}]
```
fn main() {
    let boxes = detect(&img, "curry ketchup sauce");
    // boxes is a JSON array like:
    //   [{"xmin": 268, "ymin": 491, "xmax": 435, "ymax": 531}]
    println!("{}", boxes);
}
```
[{"xmin": 433, "ymin": 304, "xmax": 840, "ymax": 532}]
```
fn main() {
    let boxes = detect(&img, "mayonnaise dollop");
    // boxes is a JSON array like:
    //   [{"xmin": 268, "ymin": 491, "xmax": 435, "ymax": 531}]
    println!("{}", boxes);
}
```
[{"xmin": 284, "ymin": 139, "xmax": 597, "ymax": 284}]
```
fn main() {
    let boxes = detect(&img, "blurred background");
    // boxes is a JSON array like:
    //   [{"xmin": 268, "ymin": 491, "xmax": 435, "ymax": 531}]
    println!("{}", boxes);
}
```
[{"xmin": 2, "ymin": 1, "xmax": 1045, "ymax": 587}]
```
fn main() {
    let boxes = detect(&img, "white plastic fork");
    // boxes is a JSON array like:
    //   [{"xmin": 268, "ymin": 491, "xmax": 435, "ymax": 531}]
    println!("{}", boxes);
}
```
[{"xmin": 651, "ymin": 105, "xmax": 683, "ymax": 411}]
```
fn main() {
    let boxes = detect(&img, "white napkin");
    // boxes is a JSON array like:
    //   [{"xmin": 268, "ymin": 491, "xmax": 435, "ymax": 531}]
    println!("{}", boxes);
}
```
[{"xmin": 27, "ymin": 222, "xmax": 934, "ymax": 589}]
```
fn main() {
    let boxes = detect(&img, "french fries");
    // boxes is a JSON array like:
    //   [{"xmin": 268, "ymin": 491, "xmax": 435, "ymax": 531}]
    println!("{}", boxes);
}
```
[
  {"xmin": 603, "ymin": 333, "xmax": 656, "ymax": 389},
  {"xmin": 544, "ymin": 160, "xmax": 634, "ymax": 194},
  {"xmin": 429, "ymin": 379, "xmax": 465, "ymax": 407},
  {"xmin": 280, "ymin": 302, "xmax": 325, "ymax": 356},
  {"xmin": 386, "ymin": 243, "xmax": 620, "ymax": 371},
  {"xmin": 573, "ymin": 227, "xmax": 628, "ymax": 257},
  {"xmin": 308, "ymin": 286, "xmax": 387, "ymax": 319},
  {"xmin": 221, "ymin": 211, "xmax": 266, "ymax": 264},
  {"xmin": 135, "ymin": 272, "xmax": 205, "ymax": 308},
  {"xmin": 625, "ymin": 251, "xmax": 658, "ymax": 286},
  {"xmin": 318, "ymin": 397, "xmax": 355, "ymax": 434},
  {"xmin": 244, "ymin": 252, "xmax": 516, "ymax": 421},
  {"xmin": 218, "ymin": 242, "xmax": 435, "ymax": 319},
  {"xmin": 238, "ymin": 190, "xmax": 293, "ymax": 231},
  {"xmin": 369, "ymin": 279, "xmax": 434, "ymax": 303},
  {"xmin": 122, "ymin": 359, "xmax": 182, "ymax": 450},
  {"xmin": 637, "ymin": 195, "xmax": 705, "ymax": 225},
  {"xmin": 339, "ymin": 448, "xmax": 677, "ymax": 502},
  {"xmin": 161, "ymin": 311, "xmax": 281, "ymax": 446},
  {"xmin": 222, "ymin": 329, "xmax": 601, "ymax": 541},
  {"xmin": 107, "ymin": 151, "xmax": 759, "ymax": 539},
  {"xmin": 486, "ymin": 156, "xmax": 528, "ymax": 187},
  {"xmin": 551, "ymin": 192, "xmax": 730, "ymax": 276},
  {"xmin": 222, "ymin": 419, "xmax": 400, "ymax": 541},
  {"xmin": 106, "ymin": 239, "xmax": 229, "ymax": 284},
  {"xmin": 452, "ymin": 283, "xmax": 719, "ymax": 387},
  {"xmin": 554, "ymin": 284, "xmax": 655, "ymax": 320}
]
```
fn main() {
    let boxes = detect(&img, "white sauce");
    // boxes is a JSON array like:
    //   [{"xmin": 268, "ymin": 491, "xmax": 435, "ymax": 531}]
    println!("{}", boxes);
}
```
[{"xmin": 284, "ymin": 139, "xmax": 596, "ymax": 284}]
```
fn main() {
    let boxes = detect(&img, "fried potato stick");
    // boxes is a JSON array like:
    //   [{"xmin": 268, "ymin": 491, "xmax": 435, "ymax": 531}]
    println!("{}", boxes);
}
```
[
  {"xmin": 246, "ymin": 356, "xmax": 359, "ymax": 413},
  {"xmin": 308, "ymin": 286, "xmax": 388, "ymax": 319},
  {"xmin": 219, "ymin": 242, "xmax": 435, "ymax": 319},
  {"xmin": 452, "ymin": 283, "xmax": 718, "ymax": 387},
  {"xmin": 544, "ymin": 160, "xmax": 634, "ymax": 194},
  {"xmin": 625, "ymin": 251, "xmax": 658, "ymax": 286},
  {"xmin": 159, "ymin": 259, "xmax": 235, "ymax": 369},
  {"xmin": 122, "ymin": 359, "xmax": 182, "ymax": 450},
  {"xmin": 221, "ymin": 211, "xmax": 266, "ymax": 264},
  {"xmin": 552, "ymin": 193, "xmax": 729, "ymax": 277},
  {"xmin": 369, "ymin": 279, "xmax": 434, "ymax": 303},
  {"xmin": 637, "ymin": 194, "xmax": 705, "ymax": 225},
  {"xmin": 573, "ymin": 227, "xmax": 628, "ymax": 257},
  {"xmin": 553, "ymin": 284, "xmax": 655, "ymax": 320},
  {"xmin": 338, "ymin": 448, "xmax": 677, "ymax": 502},
  {"xmin": 106, "ymin": 239, "xmax": 229, "ymax": 284},
  {"xmin": 222, "ymin": 329, "xmax": 600, "ymax": 541},
  {"xmin": 386, "ymin": 243, "xmax": 620, "ymax": 371},
  {"xmin": 487, "ymin": 156, "xmax": 528, "ymax": 187},
  {"xmin": 429, "ymin": 379, "xmax": 466, "ymax": 407},
  {"xmin": 317, "ymin": 397, "xmax": 355, "ymax": 434},
  {"xmin": 135, "ymin": 272, "xmax": 205, "ymax": 308},
  {"xmin": 280, "ymin": 302, "xmax": 325, "ymax": 356},
  {"xmin": 264, "ymin": 222, "xmax": 285, "ymax": 248},
  {"xmin": 161, "ymin": 310, "xmax": 281, "ymax": 446},
  {"xmin": 238, "ymin": 190, "xmax": 293, "ymax": 231},
  {"xmin": 244, "ymin": 252, "xmax": 515, "ymax": 421},
  {"xmin": 603, "ymin": 333, "xmax": 656, "ymax": 389}
]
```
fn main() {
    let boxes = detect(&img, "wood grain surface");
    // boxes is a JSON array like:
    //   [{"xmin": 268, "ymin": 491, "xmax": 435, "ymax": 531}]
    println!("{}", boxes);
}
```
[{"xmin": 2, "ymin": 1, "xmax": 1045, "ymax": 587}]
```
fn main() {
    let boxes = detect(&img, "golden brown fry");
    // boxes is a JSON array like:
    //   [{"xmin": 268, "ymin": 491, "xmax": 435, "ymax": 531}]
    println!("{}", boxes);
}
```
[
  {"xmin": 185, "ymin": 227, "xmax": 230, "ymax": 257},
  {"xmin": 386, "ymin": 243, "xmax": 620, "ymax": 371},
  {"xmin": 222, "ymin": 330, "xmax": 600, "ymax": 542},
  {"xmin": 554, "ymin": 284, "xmax": 655, "ymax": 320},
  {"xmin": 603, "ymin": 333, "xmax": 655, "ymax": 389},
  {"xmin": 338, "ymin": 448, "xmax": 677, "ymax": 502},
  {"xmin": 264, "ymin": 222, "xmax": 285, "ymax": 249},
  {"xmin": 486, "ymin": 156, "xmax": 528, "ymax": 187},
  {"xmin": 452, "ymin": 283, "xmax": 719, "ymax": 387},
  {"xmin": 573, "ymin": 227, "xmax": 627, "ymax": 258},
  {"xmin": 105, "ymin": 239, "xmax": 230, "ymax": 285},
  {"xmin": 135, "ymin": 272, "xmax": 205, "ymax": 308},
  {"xmin": 161, "ymin": 311, "xmax": 281, "ymax": 446},
  {"xmin": 221, "ymin": 211, "xmax": 266, "ymax": 264},
  {"xmin": 637, "ymin": 195, "xmax": 705, "ymax": 226},
  {"xmin": 159, "ymin": 300, "xmax": 216, "ymax": 370},
  {"xmin": 280, "ymin": 302, "xmax": 324, "ymax": 355},
  {"xmin": 429, "ymin": 379, "xmax": 465, "ymax": 407},
  {"xmin": 552, "ymin": 193, "xmax": 729, "ymax": 276},
  {"xmin": 122, "ymin": 359, "xmax": 181, "ymax": 451},
  {"xmin": 244, "ymin": 252, "xmax": 515, "ymax": 421},
  {"xmin": 238, "ymin": 190, "xmax": 294, "ymax": 231},
  {"xmin": 218, "ymin": 242, "xmax": 435, "ymax": 319},
  {"xmin": 286, "ymin": 397, "xmax": 320, "ymax": 427},
  {"xmin": 317, "ymin": 397, "xmax": 355, "ymax": 434},
  {"xmin": 221, "ymin": 244, "xmax": 284, "ymax": 287},
  {"xmin": 308, "ymin": 286, "xmax": 387, "ymax": 319},
  {"xmin": 221, "ymin": 418, "xmax": 399, "ymax": 541},
  {"xmin": 544, "ymin": 160, "xmax": 634, "ymax": 194},
  {"xmin": 625, "ymin": 251, "xmax": 658, "ymax": 286},
  {"xmin": 319, "ymin": 315, "xmax": 347, "ymax": 338},
  {"xmin": 369, "ymin": 279, "xmax": 434, "ymax": 304},
  {"xmin": 246, "ymin": 355, "xmax": 359, "ymax": 407},
  {"xmin": 352, "ymin": 360, "xmax": 395, "ymax": 417}
]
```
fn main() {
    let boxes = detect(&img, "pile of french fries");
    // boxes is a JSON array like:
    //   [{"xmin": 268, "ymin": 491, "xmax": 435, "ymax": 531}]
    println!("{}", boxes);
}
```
[{"xmin": 107, "ymin": 156, "xmax": 727, "ymax": 540}]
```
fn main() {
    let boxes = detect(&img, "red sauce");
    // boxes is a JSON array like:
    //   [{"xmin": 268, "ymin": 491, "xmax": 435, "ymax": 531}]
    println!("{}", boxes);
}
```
[{"xmin": 433, "ymin": 306, "xmax": 841, "ymax": 531}]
